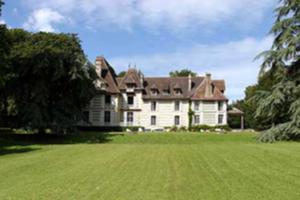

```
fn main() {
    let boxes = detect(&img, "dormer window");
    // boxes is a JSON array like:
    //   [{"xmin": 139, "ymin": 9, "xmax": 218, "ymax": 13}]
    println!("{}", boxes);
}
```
[
  {"xmin": 174, "ymin": 89, "xmax": 182, "ymax": 95},
  {"xmin": 162, "ymin": 89, "xmax": 170, "ymax": 95},
  {"xmin": 127, "ymin": 83, "xmax": 136, "ymax": 89},
  {"xmin": 151, "ymin": 89, "xmax": 159, "ymax": 96},
  {"xmin": 150, "ymin": 83, "xmax": 159, "ymax": 95},
  {"xmin": 173, "ymin": 83, "xmax": 182, "ymax": 95}
]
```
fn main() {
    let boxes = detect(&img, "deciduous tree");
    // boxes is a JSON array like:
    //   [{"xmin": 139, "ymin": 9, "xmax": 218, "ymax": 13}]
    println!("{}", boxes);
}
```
[
  {"xmin": 118, "ymin": 71, "xmax": 126, "ymax": 77},
  {"xmin": 9, "ymin": 31, "xmax": 98, "ymax": 133},
  {"xmin": 169, "ymin": 69, "xmax": 197, "ymax": 77}
]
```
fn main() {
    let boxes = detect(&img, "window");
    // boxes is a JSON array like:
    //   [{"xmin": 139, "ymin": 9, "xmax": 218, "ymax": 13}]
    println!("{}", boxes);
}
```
[
  {"xmin": 194, "ymin": 115, "xmax": 200, "ymax": 124},
  {"xmin": 128, "ymin": 96, "xmax": 134, "ymax": 105},
  {"xmin": 151, "ymin": 89, "xmax": 159, "ymax": 96},
  {"xmin": 127, "ymin": 112, "xmax": 133, "ymax": 123},
  {"xmin": 127, "ymin": 83, "xmax": 135, "ymax": 89},
  {"xmin": 175, "ymin": 89, "xmax": 182, "ymax": 95},
  {"xmin": 105, "ymin": 95, "xmax": 111, "ymax": 104},
  {"xmin": 151, "ymin": 101, "xmax": 157, "ymax": 111},
  {"xmin": 151, "ymin": 116, "xmax": 156, "ymax": 125},
  {"xmin": 174, "ymin": 101, "xmax": 180, "ymax": 111},
  {"xmin": 104, "ymin": 111, "xmax": 111, "ymax": 123},
  {"xmin": 194, "ymin": 101, "xmax": 199, "ymax": 111},
  {"xmin": 83, "ymin": 111, "xmax": 89, "ymax": 121},
  {"xmin": 162, "ymin": 89, "xmax": 170, "ymax": 95},
  {"xmin": 218, "ymin": 101, "xmax": 224, "ymax": 111},
  {"xmin": 174, "ymin": 116, "xmax": 180, "ymax": 125},
  {"xmin": 218, "ymin": 114, "xmax": 224, "ymax": 124}
]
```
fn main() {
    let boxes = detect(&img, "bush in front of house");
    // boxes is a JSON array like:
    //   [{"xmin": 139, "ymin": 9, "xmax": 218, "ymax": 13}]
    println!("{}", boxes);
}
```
[
  {"xmin": 178, "ymin": 126, "xmax": 187, "ymax": 132},
  {"xmin": 77, "ymin": 126, "xmax": 144, "ymax": 132},
  {"xmin": 190, "ymin": 125, "xmax": 231, "ymax": 132},
  {"xmin": 169, "ymin": 126, "xmax": 178, "ymax": 132}
]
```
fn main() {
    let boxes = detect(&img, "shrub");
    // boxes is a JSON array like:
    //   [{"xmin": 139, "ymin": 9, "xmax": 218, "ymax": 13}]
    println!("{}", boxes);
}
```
[
  {"xmin": 190, "ymin": 125, "xmax": 231, "ymax": 132},
  {"xmin": 77, "ymin": 126, "xmax": 143, "ymax": 132},
  {"xmin": 169, "ymin": 126, "xmax": 178, "ymax": 132},
  {"xmin": 214, "ymin": 125, "xmax": 231, "ymax": 132},
  {"xmin": 179, "ymin": 126, "xmax": 187, "ymax": 132}
]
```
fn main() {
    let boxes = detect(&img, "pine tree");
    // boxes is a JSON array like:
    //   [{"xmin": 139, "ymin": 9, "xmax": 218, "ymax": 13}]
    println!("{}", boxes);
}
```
[
  {"xmin": 255, "ymin": 0, "xmax": 300, "ymax": 142},
  {"xmin": 0, "ymin": 0, "xmax": 4, "ymax": 16}
]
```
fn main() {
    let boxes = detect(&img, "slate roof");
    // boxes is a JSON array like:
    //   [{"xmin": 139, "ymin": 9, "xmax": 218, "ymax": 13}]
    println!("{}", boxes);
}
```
[
  {"xmin": 96, "ymin": 57, "xmax": 227, "ymax": 100},
  {"xmin": 96, "ymin": 56, "xmax": 120, "ymax": 94},
  {"xmin": 118, "ymin": 68, "xmax": 143, "ymax": 90}
]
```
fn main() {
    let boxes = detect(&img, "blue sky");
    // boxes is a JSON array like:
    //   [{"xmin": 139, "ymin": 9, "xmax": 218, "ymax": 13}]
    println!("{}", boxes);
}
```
[{"xmin": 0, "ymin": 0, "xmax": 277, "ymax": 100}]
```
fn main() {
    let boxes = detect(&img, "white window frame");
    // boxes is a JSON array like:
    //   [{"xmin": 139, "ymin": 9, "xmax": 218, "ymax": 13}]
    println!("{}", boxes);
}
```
[
  {"xmin": 174, "ymin": 115, "xmax": 180, "ymax": 125},
  {"xmin": 174, "ymin": 101, "xmax": 180, "ymax": 111},
  {"xmin": 127, "ymin": 112, "xmax": 134, "ymax": 123},
  {"xmin": 218, "ymin": 114, "xmax": 224, "ymax": 124},
  {"xmin": 128, "ymin": 96, "xmax": 134, "ymax": 105},
  {"xmin": 194, "ymin": 101, "xmax": 199, "ymax": 111},
  {"xmin": 104, "ymin": 111, "xmax": 110, "ymax": 123},
  {"xmin": 218, "ymin": 101, "xmax": 224, "ymax": 111},
  {"xmin": 151, "ymin": 101, "xmax": 157, "ymax": 111},
  {"xmin": 151, "ymin": 116, "xmax": 156, "ymax": 126},
  {"xmin": 194, "ymin": 115, "xmax": 200, "ymax": 124}
]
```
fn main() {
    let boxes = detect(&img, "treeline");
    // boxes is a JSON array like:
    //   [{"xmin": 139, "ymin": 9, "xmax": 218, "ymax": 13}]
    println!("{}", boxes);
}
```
[
  {"xmin": 0, "ymin": 2, "xmax": 98, "ymax": 134},
  {"xmin": 231, "ymin": 0, "xmax": 300, "ymax": 142}
]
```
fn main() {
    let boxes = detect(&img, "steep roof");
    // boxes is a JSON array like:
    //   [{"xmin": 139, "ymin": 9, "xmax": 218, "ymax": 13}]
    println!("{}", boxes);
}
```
[
  {"xmin": 143, "ymin": 77, "xmax": 201, "ymax": 100},
  {"xmin": 95, "ymin": 56, "xmax": 227, "ymax": 100},
  {"xmin": 213, "ymin": 80, "xmax": 225, "ymax": 92},
  {"xmin": 96, "ymin": 56, "xmax": 120, "ymax": 94},
  {"xmin": 118, "ymin": 68, "xmax": 143, "ymax": 90},
  {"xmin": 191, "ymin": 76, "xmax": 227, "ymax": 101},
  {"xmin": 143, "ymin": 76, "xmax": 227, "ymax": 100}
]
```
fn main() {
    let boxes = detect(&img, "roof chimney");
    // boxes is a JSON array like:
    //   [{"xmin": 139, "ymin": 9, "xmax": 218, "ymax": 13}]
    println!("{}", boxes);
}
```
[
  {"xmin": 95, "ymin": 58, "xmax": 102, "ymax": 77},
  {"xmin": 188, "ymin": 74, "xmax": 192, "ymax": 91},
  {"xmin": 205, "ymin": 73, "xmax": 211, "ymax": 81},
  {"xmin": 139, "ymin": 70, "xmax": 144, "ymax": 88},
  {"xmin": 204, "ymin": 73, "xmax": 213, "ymax": 97}
]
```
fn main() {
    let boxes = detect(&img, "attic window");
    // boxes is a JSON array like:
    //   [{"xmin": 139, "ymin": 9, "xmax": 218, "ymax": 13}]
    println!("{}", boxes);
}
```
[
  {"xmin": 162, "ymin": 89, "xmax": 170, "ymax": 95},
  {"xmin": 174, "ymin": 89, "xmax": 182, "ymax": 95},
  {"xmin": 127, "ymin": 83, "xmax": 135, "ymax": 89},
  {"xmin": 151, "ymin": 89, "xmax": 159, "ymax": 96},
  {"xmin": 191, "ymin": 82, "xmax": 195, "ymax": 89}
]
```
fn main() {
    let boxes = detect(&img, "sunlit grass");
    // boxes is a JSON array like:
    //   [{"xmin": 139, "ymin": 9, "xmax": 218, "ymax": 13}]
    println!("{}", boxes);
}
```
[{"xmin": 0, "ymin": 132, "xmax": 299, "ymax": 200}]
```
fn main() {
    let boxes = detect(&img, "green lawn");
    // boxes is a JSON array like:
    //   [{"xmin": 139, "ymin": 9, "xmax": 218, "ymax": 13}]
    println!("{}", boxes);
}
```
[{"xmin": 1, "ymin": 132, "xmax": 300, "ymax": 200}]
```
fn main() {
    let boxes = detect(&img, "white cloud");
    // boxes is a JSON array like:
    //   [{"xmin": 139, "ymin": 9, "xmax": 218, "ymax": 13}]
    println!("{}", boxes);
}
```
[
  {"xmin": 23, "ymin": 8, "xmax": 65, "ymax": 32},
  {"xmin": 0, "ymin": 19, "xmax": 5, "ymax": 24},
  {"xmin": 24, "ymin": 0, "xmax": 275, "ymax": 32},
  {"xmin": 109, "ymin": 36, "xmax": 273, "ymax": 100}
]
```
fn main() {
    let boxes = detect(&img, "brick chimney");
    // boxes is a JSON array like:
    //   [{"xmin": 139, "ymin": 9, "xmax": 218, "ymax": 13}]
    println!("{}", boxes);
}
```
[
  {"xmin": 204, "ymin": 73, "xmax": 213, "ymax": 97},
  {"xmin": 95, "ymin": 56, "xmax": 103, "ymax": 77},
  {"xmin": 188, "ymin": 74, "xmax": 192, "ymax": 91},
  {"xmin": 139, "ymin": 70, "xmax": 144, "ymax": 88}
]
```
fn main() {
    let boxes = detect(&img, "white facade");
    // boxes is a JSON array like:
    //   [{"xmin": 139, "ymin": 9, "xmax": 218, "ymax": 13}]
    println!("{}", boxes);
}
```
[
  {"xmin": 79, "ymin": 57, "xmax": 228, "ymax": 130},
  {"xmin": 83, "ymin": 94, "xmax": 227, "ymax": 130}
]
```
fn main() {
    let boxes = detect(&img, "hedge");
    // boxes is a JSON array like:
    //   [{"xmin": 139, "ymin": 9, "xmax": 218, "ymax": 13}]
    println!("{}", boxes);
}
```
[{"xmin": 77, "ymin": 126, "xmax": 143, "ymax": 132}]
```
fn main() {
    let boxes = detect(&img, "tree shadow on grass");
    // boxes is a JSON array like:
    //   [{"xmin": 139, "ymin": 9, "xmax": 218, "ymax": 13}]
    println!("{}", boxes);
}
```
[
  {"xmin": 0, "ymin": 129, "xmax": 123, "ymax": 156},
  {"xmin": 0, "ymin": 147, "xmax": 40, "ymax": 156}
]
